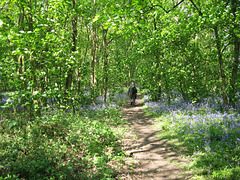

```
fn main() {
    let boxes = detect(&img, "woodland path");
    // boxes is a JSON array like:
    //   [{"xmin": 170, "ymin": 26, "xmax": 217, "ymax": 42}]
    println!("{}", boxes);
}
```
[{"xmin": 119, "ymin": 96, "xmax": 192, "ymax": 180}]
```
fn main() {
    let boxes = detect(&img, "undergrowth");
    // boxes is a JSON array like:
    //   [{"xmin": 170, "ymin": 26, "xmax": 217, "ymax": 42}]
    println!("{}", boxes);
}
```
[
  {"xmin": 143, "ymin": 94, "xmax": 240, "ymax": 180},
  {"xmin": 0, "ymin": 93, "xmax": 129, "ymax": 180}
]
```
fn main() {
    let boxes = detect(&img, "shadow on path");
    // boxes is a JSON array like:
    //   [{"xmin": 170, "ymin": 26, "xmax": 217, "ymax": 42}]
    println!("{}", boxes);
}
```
[{"xmin": 120, "ymin": 96, "xmax": 191, "ymax": 180}]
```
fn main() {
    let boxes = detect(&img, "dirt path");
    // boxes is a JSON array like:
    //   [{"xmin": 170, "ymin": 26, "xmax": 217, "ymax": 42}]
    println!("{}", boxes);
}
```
[{"xmin": 119, "ymin": 97, "xmax": 191, "ymax": 180}]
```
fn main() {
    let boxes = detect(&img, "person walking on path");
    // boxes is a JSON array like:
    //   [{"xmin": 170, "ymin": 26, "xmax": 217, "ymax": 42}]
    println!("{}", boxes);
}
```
[{"xmin": 128, "ymin": 82, "xmax": 137, "ymax": 105}]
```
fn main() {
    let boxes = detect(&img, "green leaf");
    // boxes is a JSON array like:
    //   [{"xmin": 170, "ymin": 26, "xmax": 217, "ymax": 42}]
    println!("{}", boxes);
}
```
[
  {"xmin": 0, "ymin": 19, "xmax": 3, "ymax": 27},
  {"xmin": 93, "ymin": 14, "xmax": 100, "ymax": 22},
  {"xmin": 8, "ymin": 121, "xmax": 18, "ymax": 129}
]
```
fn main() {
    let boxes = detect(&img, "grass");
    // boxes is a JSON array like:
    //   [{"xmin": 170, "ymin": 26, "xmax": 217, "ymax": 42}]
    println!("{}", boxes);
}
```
[
  {"xmin": 143, "ymin": 93, "xmax": 240, "ymax": 180},
  {"xmin": 0, "ymin": 93, "xmax": 130, "ymax": 180}
]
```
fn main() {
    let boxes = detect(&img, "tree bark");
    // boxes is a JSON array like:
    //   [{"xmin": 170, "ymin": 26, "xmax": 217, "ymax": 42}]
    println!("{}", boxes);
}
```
[
  {"xmin": 65, "ymin": 0, "xmax": 77, "ymax": 92},
  {"xmin": 91, "ymin": 0, "xmax": 97, "ymax": 102},
  {"xmin": 102, "ymin": 28, "xmax": 108, "ymax": 103},
  {"xmin": 229, "ymin": 0, "xmax": 240, "ymax": 106},
  {"xmin": 214, "ymin": 26, "xmax": 228, "ymax": 107}
]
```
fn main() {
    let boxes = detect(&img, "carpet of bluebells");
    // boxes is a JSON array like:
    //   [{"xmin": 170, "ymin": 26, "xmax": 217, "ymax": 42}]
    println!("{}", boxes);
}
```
[
  {"xmin": 0, "ymin": 92, "xmax": 129, "ymax": 179},
  {"xmin": 143, "ymin": 93, "xmax": 240, "ymax": 179}
]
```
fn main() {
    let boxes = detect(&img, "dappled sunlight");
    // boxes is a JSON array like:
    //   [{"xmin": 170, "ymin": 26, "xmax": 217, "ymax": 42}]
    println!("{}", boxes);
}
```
[
  {"xmin": 120, "ymin": 96, "xmax": 191, "ymax": 179},
  {"xmin": 144, "ymin": 93, "xmax": 240, "ymax": 179}
]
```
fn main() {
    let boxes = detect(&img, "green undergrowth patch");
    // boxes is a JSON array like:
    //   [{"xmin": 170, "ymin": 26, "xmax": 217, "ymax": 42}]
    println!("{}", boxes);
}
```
[
  {"xmin": 144, "ymin": 100, "xmax": 240, "ymax": 180},
  {"xmin": 0, "ymin": 106, "xmax": 128, "ymax": 179}
]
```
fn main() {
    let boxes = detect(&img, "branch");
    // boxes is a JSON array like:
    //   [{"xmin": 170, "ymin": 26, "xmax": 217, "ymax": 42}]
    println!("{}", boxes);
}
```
[
  {"xmin": 148, "ymin": 0, "xmax": 185, "ymax": 14},
  {"xmin": 189, "ymin": 0, "xmax": 203, "ymax": 16},
  {"xmin": 222, "ymin": 42, "xmax": 231, "ymax": 54},
  {"xmin": 166, "ymin": 0, "xmax": 185, "ymax": 13},
  {"xmin": 147, "ymin": 0, "xmax": 167, "ymax": 13},
  {"xmin": 107, "ymin": 34, "xmax": 122, "ymax": 45},
  {"xmin": 151, "ymin": 5, "xmax": 168, "ymax": 13}
]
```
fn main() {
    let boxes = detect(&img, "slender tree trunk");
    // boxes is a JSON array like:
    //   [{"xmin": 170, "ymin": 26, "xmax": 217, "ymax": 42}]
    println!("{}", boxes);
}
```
[
  {"xmin": 65, "ymin": 0, "xmax": 77, "ymax": 92},
  {"xmin": 165, "ymin": 77, "xmax": 170, "ymax": 104},
  {"xmin": 27, "ymin": 0, "xmax": 37, "ymax": 119},
  {"xmin": 229, "ymin": 35, "xmax": 239, "ymax": 105},
  {"xmin": 214, "ymin": 26, "xmax": 228, "ymax": 107},
  {"xmin": 39, "ymin": 0, "xmax": 49, "ymax": 107},
  {"xmin": 153, "ymin": 18, "xmax": 162, "ymax": 100},
  {"xmin": 91, "ymin": 28, "xmax": 97, "ymax": 101},
  {"xmin": 91, "ymin": 0, "xmax": 97, "ymax": 102},
  {"xmin": 91, "ymin": 31, "xmax": 97, "ymax": 86},
  {"xmin": 17, "ymin": 6, "xmax": 25, "ymax": 78},
  {"xmin": 155, "ymin": 55, "xmax": 162, "ymax": 100},
  {"xmin": 229, "ymin": 0, "xmax": 240, "ymax": 106},
  {"xmin": 102, "ymin": 28, "xmax": 108, "ymax": 103}
]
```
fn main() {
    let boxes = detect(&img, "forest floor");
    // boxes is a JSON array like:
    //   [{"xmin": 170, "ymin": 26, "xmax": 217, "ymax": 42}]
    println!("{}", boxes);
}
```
[{"xmin": 119, "ymin": 96, "xmax": 192, "ymax": 180}]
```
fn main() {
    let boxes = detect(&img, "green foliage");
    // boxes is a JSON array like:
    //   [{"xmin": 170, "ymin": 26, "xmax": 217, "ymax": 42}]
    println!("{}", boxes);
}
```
[
  {"xmin": 144, "ymin": 96, "xmax": 240, "ymax": 179},
  {"xmin": 1, "ymin": 0, "xmax": 239, "ymax": 107},
  {"xmin": 0, "ymin": 105, "xmax": 126, "ymax": 179},
  {"xmin": 1, "ymin": 0, "xmax": 240, "ymax": 177}
]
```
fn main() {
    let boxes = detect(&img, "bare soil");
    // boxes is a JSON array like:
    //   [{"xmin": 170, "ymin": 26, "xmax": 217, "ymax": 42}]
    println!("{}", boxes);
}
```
[{"xmin": 119, "ymin": 96, "xmax": 192, "ymax": 180}]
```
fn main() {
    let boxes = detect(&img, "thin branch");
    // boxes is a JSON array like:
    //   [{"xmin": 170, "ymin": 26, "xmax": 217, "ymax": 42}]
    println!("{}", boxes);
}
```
[
  {"xmin": 151, "ymin": 4, "xmax": 168, "ymax": 13},
  {"xmin": 222, "ymin": 42, "xmax": 231, "ymax": 54},
  {"xmin": 148, "ymin": 0, "xmax": 185, "ymax": 14},
  {"xmin": 166, "ymin": 0, "xmax": 185, "ymax": 13},
  {"xmin": 189, "ymin": 0, "xmax": 203, "ymax": 16},
  {"xmin": 107, "ymin": 34, "xmax": 122, "ymax": 45}
]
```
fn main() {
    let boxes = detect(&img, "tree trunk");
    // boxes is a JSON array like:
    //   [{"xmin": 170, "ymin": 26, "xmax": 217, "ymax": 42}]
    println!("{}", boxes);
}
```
[
  {"xmin": 229, "ymin": 0, "xmax": 240, "ymax": 106},
  {"xmin": 153, "ymin": 18, "xmax": 162, "ymax": 100},
  {"xmin": 154, "ymin": 55, "xmax": 162, "ymax": 100},
  {"xmin": 65, "ymin": 0, "xmax": 77, "ymax": 92},
  {"xmin": 91, "ymin": 0, "xmax": 97, "ymax": 102},
  {"xmin": 102, "ymin": 28, "xmax": 108, "ymax": 103},
  {"xmin": 214, "ymin": 26, "xmax": 228, "ymax": 107}
]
